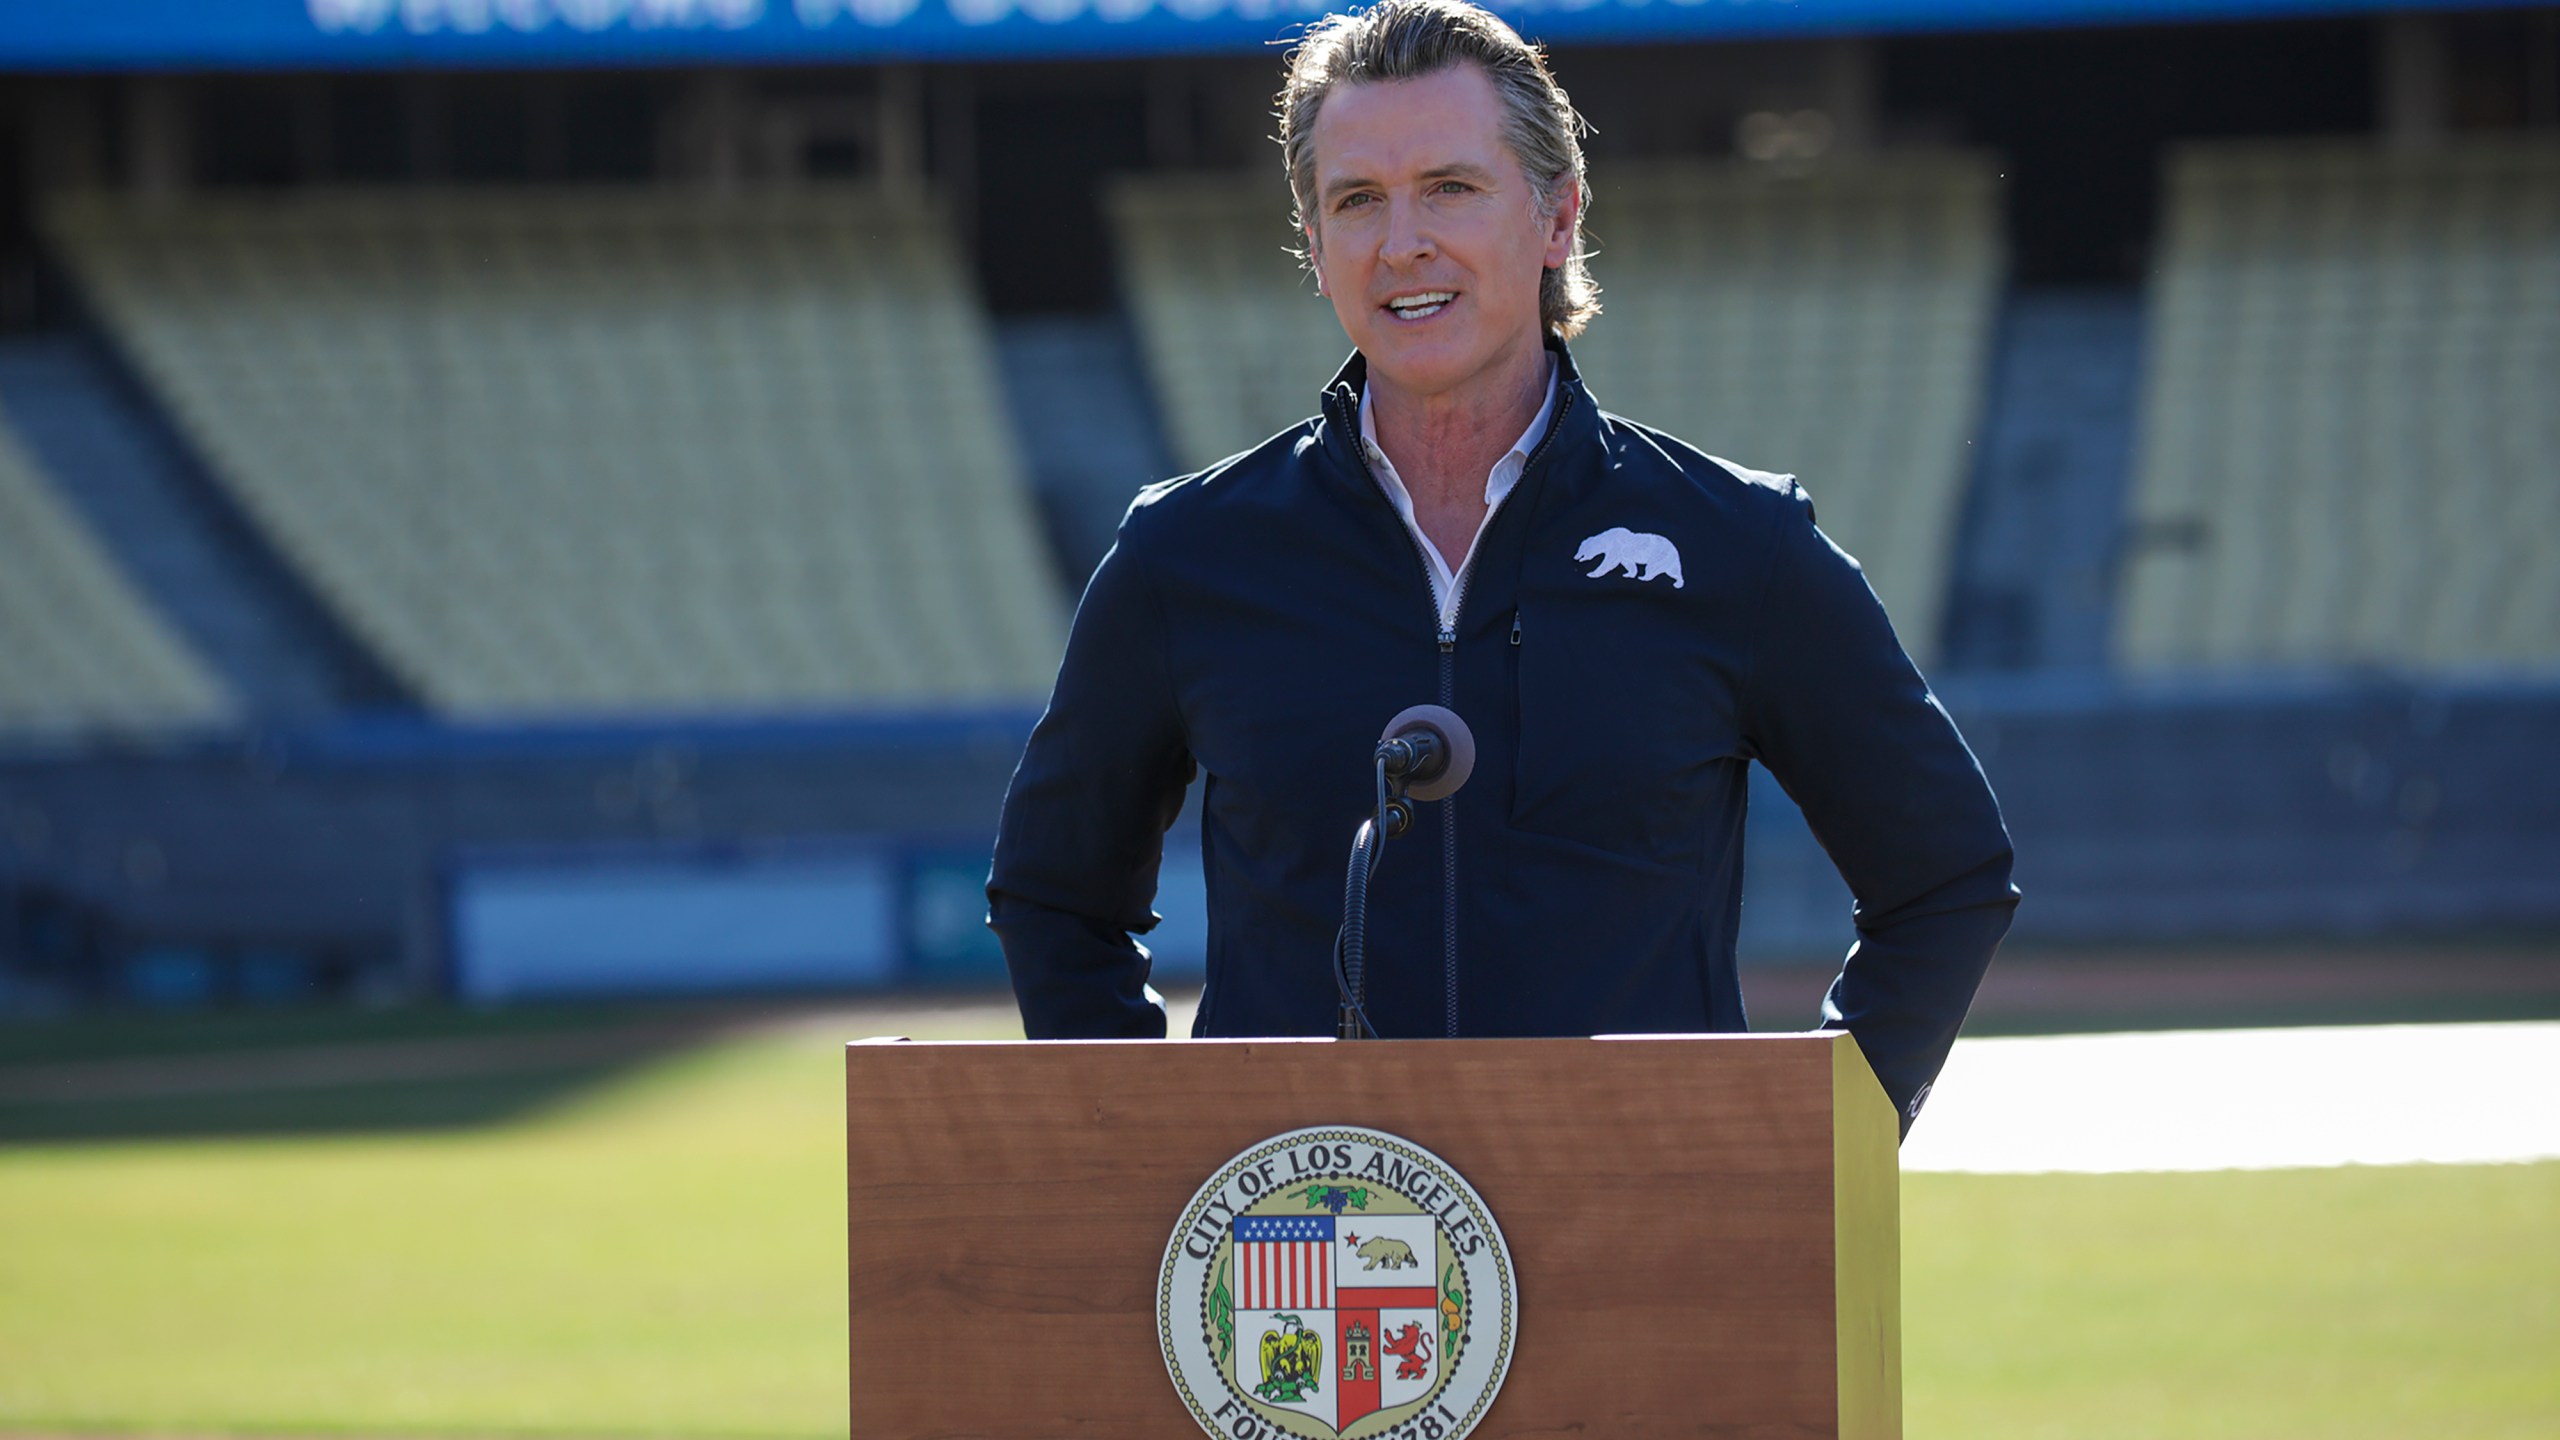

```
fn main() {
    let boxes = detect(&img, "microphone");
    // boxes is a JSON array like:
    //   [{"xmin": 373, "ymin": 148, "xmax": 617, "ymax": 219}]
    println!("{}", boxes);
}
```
[
  {"xmin": 1376, "ymin": 704, "xmax": 1476, "ymax": 802},
  {"xmin": 1338, "ymin": 704, "xmax": 1478, "ymax": 1040}
]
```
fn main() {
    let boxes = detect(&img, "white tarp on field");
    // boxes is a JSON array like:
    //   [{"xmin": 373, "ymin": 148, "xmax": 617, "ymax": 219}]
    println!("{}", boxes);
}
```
[{"xmin": 1900, "ymin": 1021, "xmax": 2560, "ymax": 1174}]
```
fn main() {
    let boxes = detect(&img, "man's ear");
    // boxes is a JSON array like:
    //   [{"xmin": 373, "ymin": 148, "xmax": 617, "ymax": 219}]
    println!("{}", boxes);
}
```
[
  {"xmin": 1305, "ymin": 222, "xmax": 1325, "ymax": 293},
  {"xmin": 1542, "ymin": 179, "xmax": 1579, "ymax": 269}
]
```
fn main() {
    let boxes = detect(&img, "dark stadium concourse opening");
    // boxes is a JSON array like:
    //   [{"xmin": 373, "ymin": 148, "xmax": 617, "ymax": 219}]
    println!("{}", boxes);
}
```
[
  {"xmin": 970, "ymin": 84, "xmax": 1150, "ymax": 314},
  {"xmin": 1880, "ymin": 19, "xmax": 2378, "ymax": 284},
  {"xmin": 0, "ymin": 102, "xmax": 31, "ymax": 332},
  {"xmin": 185, "ymin": 71, "xmax": 666, "ymax": 186}
]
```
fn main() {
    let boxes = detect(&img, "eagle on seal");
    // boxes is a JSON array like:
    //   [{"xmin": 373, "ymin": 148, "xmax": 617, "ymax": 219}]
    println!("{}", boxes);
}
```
[{"xmin": 1255, "ymin": 1313, "xmax": 1323, "ymax": 1403}]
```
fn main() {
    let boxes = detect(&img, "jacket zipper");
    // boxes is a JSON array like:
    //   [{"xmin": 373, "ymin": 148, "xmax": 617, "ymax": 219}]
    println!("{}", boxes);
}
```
[{"xmin": 1332, "ymin": 377, "xmax": 1578, "ymax": 1038}]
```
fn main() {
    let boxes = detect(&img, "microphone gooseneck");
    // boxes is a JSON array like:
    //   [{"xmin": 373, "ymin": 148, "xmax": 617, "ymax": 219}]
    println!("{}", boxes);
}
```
[
  {"xmin": 1334, "ymin": 760, "xmax": 1388, "ymax": 1041},
  {"xmin": 1336, "ymin": 705, "xmax": 1478, "ymax": 1041}
]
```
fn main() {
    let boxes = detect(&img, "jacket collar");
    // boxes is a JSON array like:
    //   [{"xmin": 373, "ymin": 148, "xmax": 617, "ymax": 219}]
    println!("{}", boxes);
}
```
[{"xmin": 1315, "ymin": 334, "xmax": 1602, "ymax": 493}]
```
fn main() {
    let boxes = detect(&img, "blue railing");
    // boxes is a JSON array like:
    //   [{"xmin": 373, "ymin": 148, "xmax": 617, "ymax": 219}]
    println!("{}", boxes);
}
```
[{"xmin": 3, "ymin": 670, "xmax": 2554, "ymax": 1007}]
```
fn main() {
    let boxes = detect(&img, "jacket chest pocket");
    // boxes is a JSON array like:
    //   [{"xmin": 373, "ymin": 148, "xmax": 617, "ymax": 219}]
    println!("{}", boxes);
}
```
[{"xmin": 1507, "ymin": 596, "xmax": 1741, "ymax": 864}]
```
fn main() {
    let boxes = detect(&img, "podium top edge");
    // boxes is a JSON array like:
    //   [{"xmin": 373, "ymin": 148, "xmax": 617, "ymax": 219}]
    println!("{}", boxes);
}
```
[{"xmin": 842, "ymin": 1032, "xmax": 1852, "ymax": 1050}]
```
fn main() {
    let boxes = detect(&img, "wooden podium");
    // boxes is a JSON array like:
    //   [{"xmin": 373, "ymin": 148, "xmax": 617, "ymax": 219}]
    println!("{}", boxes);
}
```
[{"xmin": 847, "ymin": 1033, "xmax": 1899, "ymax": 1438}]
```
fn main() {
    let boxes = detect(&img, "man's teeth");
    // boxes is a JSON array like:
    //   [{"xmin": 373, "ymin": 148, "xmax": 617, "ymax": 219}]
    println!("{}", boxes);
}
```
[{"xmin": 1388, "ymin": 292, "xmax": 1454, "ymax": 319}]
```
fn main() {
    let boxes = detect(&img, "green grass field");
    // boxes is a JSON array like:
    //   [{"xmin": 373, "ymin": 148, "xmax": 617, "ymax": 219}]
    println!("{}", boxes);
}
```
[{"xmin": 2, "ymin": 1005, "xmax": 2553, "ymax": 1440}]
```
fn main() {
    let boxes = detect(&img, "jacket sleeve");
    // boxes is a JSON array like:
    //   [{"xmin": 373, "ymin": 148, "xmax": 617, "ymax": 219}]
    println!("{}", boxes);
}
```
[
  {"xmin": 1738, "ymin": 483, "xmax": 2020, "ymax": 1137},
  {"xmin": 986, "ymin": 509, "xmax": 1197, "ymax": 1039}
]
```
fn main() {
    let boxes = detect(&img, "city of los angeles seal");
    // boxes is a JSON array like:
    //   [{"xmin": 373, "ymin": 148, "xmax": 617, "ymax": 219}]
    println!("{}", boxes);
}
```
[{"xmin": 1158, "ymin": 1126, "xmax": 1517, "ymax": 1440}]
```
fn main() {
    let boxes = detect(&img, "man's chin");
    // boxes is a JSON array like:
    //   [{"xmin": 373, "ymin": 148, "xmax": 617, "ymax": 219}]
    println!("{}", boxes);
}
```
[{"xmin": 1354, "ymin": 332, "xmax": 1490, "ymax": 401}]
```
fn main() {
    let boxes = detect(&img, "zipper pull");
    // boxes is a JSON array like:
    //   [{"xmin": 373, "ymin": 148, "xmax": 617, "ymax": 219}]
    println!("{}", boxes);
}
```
[
  {"xmin": 1509, "ymin": 610, "xmax": 1523, "ymax": 647},
  {"xmin": 1437, "ymin": 625, "xmax": 1456, "ymax": 654}
]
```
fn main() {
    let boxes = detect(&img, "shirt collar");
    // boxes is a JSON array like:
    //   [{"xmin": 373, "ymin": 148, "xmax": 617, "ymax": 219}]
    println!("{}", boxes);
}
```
[{"xmin": 1357, "ymin": 354, "xmax": 1560, "ymax": 508}]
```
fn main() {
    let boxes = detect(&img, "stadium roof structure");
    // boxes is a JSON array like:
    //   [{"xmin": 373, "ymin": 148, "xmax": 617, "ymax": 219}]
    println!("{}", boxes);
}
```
[{"xmin": 0, "ymin": 0, "xmax": 2540, "ymax": 70}]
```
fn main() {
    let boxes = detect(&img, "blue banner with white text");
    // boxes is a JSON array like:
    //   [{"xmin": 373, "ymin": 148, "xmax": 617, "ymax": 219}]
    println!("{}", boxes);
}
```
[{"xmin": 0, "ymin": 0, "xmax": 2533, "ymax": 70}]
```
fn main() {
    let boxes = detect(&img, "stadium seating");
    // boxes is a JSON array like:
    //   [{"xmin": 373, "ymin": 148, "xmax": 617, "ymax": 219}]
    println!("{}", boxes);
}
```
[
  {"xmin": 1568, "ymin": 156, "xmax": 2005, "ymax": 664},
  {"xmin": 0, "ymin": 413, "xmax": 230, "ymax": 734},
  {"xmin": 45, "ymin": 186, "xmax": 1067, "ymax": 717},
  {"xmin": 1106, "ymin": 172, "xmax": 1353, "ymax": 473},
  {"xmin": 1109, "ymin": 157, "xmax": 2006, "ymax": 663},
  {"xmin": 2121, "ymin": 138, "xmax": 2560, "ymax": 673}
]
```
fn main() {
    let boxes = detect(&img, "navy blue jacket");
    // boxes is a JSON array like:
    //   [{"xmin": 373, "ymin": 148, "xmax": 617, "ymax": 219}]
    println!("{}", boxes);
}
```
[{"xmin": 989, "ymin": 341, "xmax": 2017, "ymax": 1133}]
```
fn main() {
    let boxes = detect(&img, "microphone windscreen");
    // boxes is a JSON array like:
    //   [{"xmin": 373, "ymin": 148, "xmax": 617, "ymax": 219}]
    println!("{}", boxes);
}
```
[{"xmin": 1381, "ymin": 704, "xmax": 1476, "ymax": 802}]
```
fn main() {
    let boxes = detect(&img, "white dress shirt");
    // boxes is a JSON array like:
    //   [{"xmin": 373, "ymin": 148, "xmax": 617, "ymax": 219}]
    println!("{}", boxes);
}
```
[{"xmin": 1358, "ymin": 357, "xmax": 1560, "ymax": 628}]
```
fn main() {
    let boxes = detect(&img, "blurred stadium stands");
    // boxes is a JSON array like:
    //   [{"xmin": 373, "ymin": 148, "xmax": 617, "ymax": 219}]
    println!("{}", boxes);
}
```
[
  {"xmin": 1939, "ymin": 286, "xmax": 2146, "ymax": 673},
  {"xmin": 0, "ymin": 5, "xmax": 2555, "ymax": 1013},
  {"xmin": 990, "ymin": 313, "xmax": 1178, "ymax": 586},
  {"xmin": 2123, "ymin": 137, "xmax": 2560, "ymax": 673},
  {"xmin": 1571, "ymin": 154, "xmax": 2006, "ymax": 663},
  {"xmin": 1108, "ymin": 172, "xmax": 1352, "ymax": 471},
  {"xmin": 43, "ymin": 186, "xmax": 1065, "ymax": 718},
  {"xmin": 0, "ymin": 406, "xmax": 231, "ymax": 734}
]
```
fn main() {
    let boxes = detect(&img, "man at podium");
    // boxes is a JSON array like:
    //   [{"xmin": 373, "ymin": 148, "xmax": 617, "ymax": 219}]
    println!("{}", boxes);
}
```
[{"xmin": 987, "ymin": 0, "xmax": 2018, "ymax": 1136}]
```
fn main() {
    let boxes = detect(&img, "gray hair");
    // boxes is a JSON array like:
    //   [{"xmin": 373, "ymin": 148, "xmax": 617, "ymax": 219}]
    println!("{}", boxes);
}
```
[{"xmin": 1278, "ymin": 0, "xmax": 1600, "ymax": 340}]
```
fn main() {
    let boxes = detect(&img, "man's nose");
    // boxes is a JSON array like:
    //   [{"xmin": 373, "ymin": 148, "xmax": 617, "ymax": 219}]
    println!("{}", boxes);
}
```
[{"xmin": 1381, "ymin": 196, "xmax": 1436, "ymax": 265}]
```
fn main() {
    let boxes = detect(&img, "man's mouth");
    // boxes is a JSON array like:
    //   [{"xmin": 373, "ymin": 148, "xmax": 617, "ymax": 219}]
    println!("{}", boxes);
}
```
[{"xmin": 1384, "ymin": 291, "xmax": 1455, "ymax": 322}]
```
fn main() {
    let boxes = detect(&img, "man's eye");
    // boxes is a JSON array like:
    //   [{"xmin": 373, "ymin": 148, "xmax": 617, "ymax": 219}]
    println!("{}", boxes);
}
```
[
  {"xmin": 1338, "ymin": 194, "xmax": 1373, "ymax": 211},
  {"xmin": 1435, "ymin": 181, "xmax": 1471, "ymax": 194}
]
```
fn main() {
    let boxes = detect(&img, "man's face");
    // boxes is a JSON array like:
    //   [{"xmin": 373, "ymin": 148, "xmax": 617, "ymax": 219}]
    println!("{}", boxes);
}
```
[{"xmin": 1304, "ymin": 62, "xmax": 1577, "ymax": 402}]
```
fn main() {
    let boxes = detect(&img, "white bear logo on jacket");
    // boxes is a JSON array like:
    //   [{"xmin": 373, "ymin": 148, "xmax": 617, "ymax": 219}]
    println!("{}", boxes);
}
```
[{"xmin": 1574, "ymin": 528, "xmax": 1685, "ymax": 588}]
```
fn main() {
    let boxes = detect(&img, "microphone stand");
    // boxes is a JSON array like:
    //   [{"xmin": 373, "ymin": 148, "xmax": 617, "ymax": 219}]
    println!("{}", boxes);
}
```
[{"xmin": 1335, "ymin": 753, "xmax": 1415, "ymax": 1041}]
